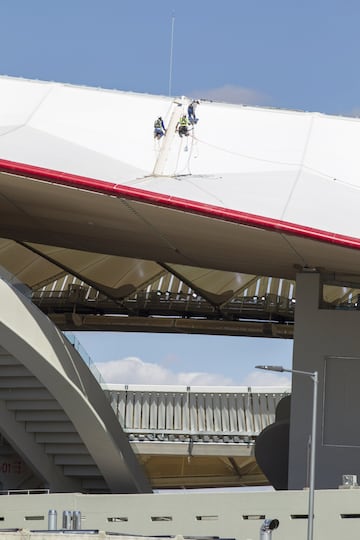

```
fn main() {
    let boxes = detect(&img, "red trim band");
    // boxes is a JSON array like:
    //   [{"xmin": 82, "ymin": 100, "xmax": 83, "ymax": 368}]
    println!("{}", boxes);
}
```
[{"xmin": 0, "ymin": 157, "xmax": 358, "ymax": 250}]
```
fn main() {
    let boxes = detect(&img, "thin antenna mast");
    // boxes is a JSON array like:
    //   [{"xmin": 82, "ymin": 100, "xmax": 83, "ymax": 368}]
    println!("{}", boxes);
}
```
[{"xmin": 168, "ymin": 14, "xmax": 175, "ymax": 96}]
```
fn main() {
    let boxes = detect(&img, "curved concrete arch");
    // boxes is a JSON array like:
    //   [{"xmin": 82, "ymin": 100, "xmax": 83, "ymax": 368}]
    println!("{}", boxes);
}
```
[
  {"xmin": 0, "ymin": 397, "xmax": 81, "ymax": 492},
  {"xmin": 0, "ymin": 278, "xmax": 151, "ymax": 493}
]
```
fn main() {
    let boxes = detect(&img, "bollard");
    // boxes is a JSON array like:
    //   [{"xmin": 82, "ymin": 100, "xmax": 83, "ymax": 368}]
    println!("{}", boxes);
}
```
[
  {"xmin": 260, "ymin": 518, "xmax": 279, "ymax": 539},
  {"xmin": 62, "ymin": 510, "xmax": 72, "ymax": 529},
  {"xmin": 72, "ymin": 510, "xmax": 82, "ymax": 530},
  {"xmin": 48, "ymin": 509, "xmax": 57, "ymax": 530}
]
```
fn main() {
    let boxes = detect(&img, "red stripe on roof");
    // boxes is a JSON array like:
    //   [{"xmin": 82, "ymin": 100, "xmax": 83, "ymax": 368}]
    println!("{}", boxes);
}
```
[{"xmin": 0, "ymin": 157, "xmax": 359, "ymax": 250}]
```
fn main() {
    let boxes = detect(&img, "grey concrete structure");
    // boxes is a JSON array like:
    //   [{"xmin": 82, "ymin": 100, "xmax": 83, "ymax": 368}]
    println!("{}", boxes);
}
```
[
  {"xmin": 0, "ymin": 489, "xmax": 359, "ymax": 540},
  {"xmin": 289, "ymin": 271, "xmax": 360, "ymax": 489},
  {"xmin": 0, "ymin": 278, "xmax": 151, "ymax": 494}
]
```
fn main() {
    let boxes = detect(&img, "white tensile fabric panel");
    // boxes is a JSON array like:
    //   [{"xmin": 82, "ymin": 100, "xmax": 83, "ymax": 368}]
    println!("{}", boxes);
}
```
[
  {"xmin": 0, "ymin": 77, "xmax": 54, "ymax": 126},
  {"xmin": 27, "ymin": 84, "xmax": 173, "ymax": 173},
  {"xmin": 1, "ymin": 76, "xmax": 360, "ymax": 245},
  {"xmin": 305, "ymin": 114, "xmax": 360, "ymax": 187}
]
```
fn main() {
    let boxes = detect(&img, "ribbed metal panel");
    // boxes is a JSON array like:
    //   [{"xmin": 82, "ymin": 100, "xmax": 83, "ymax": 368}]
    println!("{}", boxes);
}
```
[{"xmin": 105, "ymin": 385, "xmax": 290, "ymax": 440}]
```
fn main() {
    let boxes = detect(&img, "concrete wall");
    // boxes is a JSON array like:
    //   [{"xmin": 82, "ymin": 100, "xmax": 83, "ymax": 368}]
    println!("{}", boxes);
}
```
[{"xmin": 289, "ymin": 272, "xmax": 360, "ymax": 489}]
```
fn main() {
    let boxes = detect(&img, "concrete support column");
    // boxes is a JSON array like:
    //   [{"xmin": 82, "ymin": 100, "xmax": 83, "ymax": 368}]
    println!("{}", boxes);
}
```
[{"xmin": 288, "ymin": 272, "xmax": 360, "ymax": 489}]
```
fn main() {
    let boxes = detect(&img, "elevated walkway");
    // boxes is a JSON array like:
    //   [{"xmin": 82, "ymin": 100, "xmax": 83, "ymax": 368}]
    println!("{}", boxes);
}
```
[
  {"xmin": 104, "ymin": 384, "xmax": 290, "ymax": 488},
  {"xmin": 31, "ymin": 274, "xmax": 296, "ymax": 338}
]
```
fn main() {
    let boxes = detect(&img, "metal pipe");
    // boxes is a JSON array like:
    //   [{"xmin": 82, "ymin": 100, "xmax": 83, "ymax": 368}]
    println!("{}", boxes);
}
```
[
  {"xmin": 260, "ymin": 518, "xmax": 279, "ymax": 539},
  {"xmin": 48, "ymin": 509, "xmax": 57, "ymax": 530},
  {"xmin": 62, "ymin": 510, "xmax": 72, "ymax": 530},
  {"xmin": 307, "ymin": 371, "xmax": 318, "ymax": 540},
  {"xmin": 72, "ymin": 510, "xmax": 82, "ymax": 530},
  {"xmin": 256, "ymin": 365, "xmax": 319, "ymax": 540}
]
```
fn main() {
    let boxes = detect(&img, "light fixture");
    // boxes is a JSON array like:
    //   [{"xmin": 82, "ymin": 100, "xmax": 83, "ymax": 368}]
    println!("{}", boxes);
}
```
[{"xmin": 256, "ymin": 364, "xmax": 318, "ymax": 540}]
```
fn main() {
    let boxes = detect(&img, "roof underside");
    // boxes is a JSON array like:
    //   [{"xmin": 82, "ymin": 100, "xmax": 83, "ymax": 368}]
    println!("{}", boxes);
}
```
[
  {"xmin": 2, "ymin": 165, "xmax": 360, "ymax": 278},
  {"xmin": 0, "ymin": 165, "xmax": 359, "ymax": 336}
]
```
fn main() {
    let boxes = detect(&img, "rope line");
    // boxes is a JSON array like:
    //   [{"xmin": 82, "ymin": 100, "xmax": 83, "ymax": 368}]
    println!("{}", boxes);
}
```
[
  {"xmin": 193, "ymin": 135, "xmax": 298, "ymax": 167},
  {"xmin": 280, "ymin": 116, "xmax": 315, "ymax": 221},
  {"xmin": 150, "ymin": 105, "xmax": 360, "ymax": 195},
  {"xmin": 193, "ymin": 134, "xmax": 360, "ymax": 191}
]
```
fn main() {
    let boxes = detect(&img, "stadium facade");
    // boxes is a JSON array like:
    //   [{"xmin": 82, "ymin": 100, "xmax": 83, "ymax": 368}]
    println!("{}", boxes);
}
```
[{"xmin": 1, "ymin": 75, "xmax": 360, "ymax": 538}]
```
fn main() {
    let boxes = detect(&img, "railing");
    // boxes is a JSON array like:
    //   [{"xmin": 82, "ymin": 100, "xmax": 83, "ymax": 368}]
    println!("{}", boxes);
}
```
[
  {"xmin": 65, "ymin": 332, "xmax": 105, "ymax": 386},
  {"xmin": 32, "ymin": 287, "xmax": 296, "ymax": 323},
  {"xmin": 103, "ymin": 385, "xmax": 291, "ymax": 443},
  {"xmin": 0, "ymin": 266, "xmax": 32, "ymax": 299},
  {"xmin": 0, "ymin": 489, "xmax": 50, "ymax": 495}
]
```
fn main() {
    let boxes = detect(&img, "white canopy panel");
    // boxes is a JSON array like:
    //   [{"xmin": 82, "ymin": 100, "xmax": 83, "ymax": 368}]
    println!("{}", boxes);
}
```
[{"xmin": 0, "ymin": 75, "xmax": 359, "ymax": 305}]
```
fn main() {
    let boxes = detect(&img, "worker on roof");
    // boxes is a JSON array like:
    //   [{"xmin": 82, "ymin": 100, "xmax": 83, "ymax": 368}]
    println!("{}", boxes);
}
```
[
  {"xmin": 176, "ymin": 115, "xmax": 190, "ymax": 137},
  {"xmin": 188, "ymin": 100, "xmax": 199, "ymax": 125},
  {"xmin": 154, "ymin": 117, "xmax": 166, "ymax": 139}
]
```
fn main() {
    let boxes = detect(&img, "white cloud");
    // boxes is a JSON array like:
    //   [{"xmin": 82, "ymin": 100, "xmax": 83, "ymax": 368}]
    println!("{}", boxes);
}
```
[
  {"xmin": 243, "ymin": 370, "xmax": 291, "ymax": 387},
  {"xmin": 190, "ymin": 84, "xmax": 271, "ymax": 106},
  {"xmin": 349, "ymin": 107, "xmax": 360, "ymax": 117},
  {"xmin": 96, "ymin": 356, "xmax": 235, "ymax": 386}
]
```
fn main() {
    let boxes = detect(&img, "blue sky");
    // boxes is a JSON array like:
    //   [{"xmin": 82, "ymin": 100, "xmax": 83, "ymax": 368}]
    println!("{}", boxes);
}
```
[
  {"xmin": 3, "ymin": 0, "xmax": 360, "ymax": 115},
  {"xmin": 72, "ymin": 332, "xmax": 293, "ymax": 387},
  {"xmin": 3, "ymin": 0, "xmax": 355, "ymax": 385}
]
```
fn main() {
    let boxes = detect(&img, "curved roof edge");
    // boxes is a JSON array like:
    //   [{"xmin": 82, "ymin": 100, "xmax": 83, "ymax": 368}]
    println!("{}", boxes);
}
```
[{"xmin": 1, "ymin": 157, "xmax": 360, "ymax": 252}]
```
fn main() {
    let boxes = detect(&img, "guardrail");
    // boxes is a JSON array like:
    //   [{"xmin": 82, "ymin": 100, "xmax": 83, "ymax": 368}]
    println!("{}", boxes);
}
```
[{"xmin": 103, "ymin": 385, "xmax": 291, "ymax": 442}]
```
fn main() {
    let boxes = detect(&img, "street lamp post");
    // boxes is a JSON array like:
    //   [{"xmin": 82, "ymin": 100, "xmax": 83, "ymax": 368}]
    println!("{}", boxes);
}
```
[{"xmin": 255, "ymin": 365, "xmax": 318, "ymax": 540}]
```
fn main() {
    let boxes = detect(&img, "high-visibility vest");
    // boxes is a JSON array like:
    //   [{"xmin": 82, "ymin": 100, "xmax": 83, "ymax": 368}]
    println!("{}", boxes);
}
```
[
  {"xmin": 154, "ymin": 118, "xmax": 162, "ymax": 128},
  {"xmin": 179, "ymin": 116, "xmax": 187, "ymax": 126}
]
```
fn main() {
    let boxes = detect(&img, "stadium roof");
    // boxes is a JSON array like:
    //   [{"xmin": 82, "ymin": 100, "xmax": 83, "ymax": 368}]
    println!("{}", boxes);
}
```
[{"xmin": 0, "ymin": 76, "xmax": 360, "ymax": 334}]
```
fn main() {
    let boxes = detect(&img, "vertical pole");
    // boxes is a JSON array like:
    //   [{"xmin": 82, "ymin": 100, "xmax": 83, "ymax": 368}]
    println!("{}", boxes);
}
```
[
  {"xmin": 168, "ymin": 14, "xmax": 175, "ymax": 96},
  {"xmin": 48, "ymin": 509, "xmax": 57, "ymax": 530},
  {"xmin": 62, "ymin": 510, "xmax": 72, "ymax": 530},
  {"xmin": 72, "ymin": 510, "xmax": 82, "ymax": 530},
  {"xmin": 255, "ymin": 364, "xmax": 318, "ymax": 540},
  {"xmin": 307, "ymin": 371, "xmax": 318, "ymax": 540}
]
